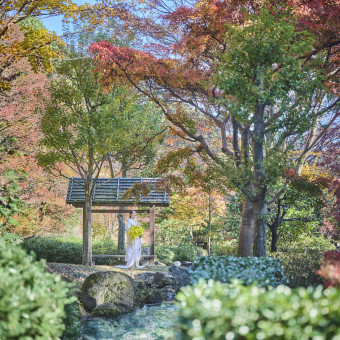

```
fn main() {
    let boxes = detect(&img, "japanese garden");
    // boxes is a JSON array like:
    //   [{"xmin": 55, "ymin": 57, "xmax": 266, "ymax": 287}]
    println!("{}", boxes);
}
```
[{"xmin": 0, "ymin": 0, "xmax": 339, "ymax": 339}]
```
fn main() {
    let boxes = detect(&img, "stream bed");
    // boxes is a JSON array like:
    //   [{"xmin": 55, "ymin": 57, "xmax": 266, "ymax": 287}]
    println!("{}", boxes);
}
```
[{"xmin": 82, "ymin": 302, "xmax": 179, "ymax": 340}]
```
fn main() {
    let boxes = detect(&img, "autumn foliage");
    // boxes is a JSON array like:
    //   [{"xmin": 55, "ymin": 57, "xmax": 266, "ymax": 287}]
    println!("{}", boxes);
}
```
[
  {"xmin": 89, "ymin": 0, "xmax": 339, "ymax": 257},
  {"xmin": 0, "ymin": 22, "xmax": 75, "ymax": 235},
  {"xmin": 317, "ymin": 250, "xmax": 340, "ymax": 288}
]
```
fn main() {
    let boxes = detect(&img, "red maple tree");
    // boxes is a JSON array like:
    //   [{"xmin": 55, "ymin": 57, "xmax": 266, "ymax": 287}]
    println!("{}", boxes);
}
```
[{"xmin": 89, "ymin": 0, "xmax": 339, "ymax": 256}]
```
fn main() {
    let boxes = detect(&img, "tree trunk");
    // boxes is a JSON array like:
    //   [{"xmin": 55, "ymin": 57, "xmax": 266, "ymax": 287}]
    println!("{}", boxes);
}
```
[
  {"xmin": 108, "ymin": 214, "xmax": 114, "ymax": 240},
  {"xmin": 252, "ymin": 95, "xmax": 267, "ymax": 257},
  {"xmin": 149, "ymin": 205, "xmax": 155, "ymax": 263},
  {"xmin": 117, "ymin": 166, "xmax": 127, "ymax": 253},
  {"xmin": 82, "ymin": 193, "xmax": 93, "ymax": 266},
  {"xmin": 252, "ymin": 193, "xmax": 267, "ymax": 257},
  {"xmin": 236, "ymin": 123, "xmax": 255, "ymax": 257},
  {"xmin": 268, "ymin": 198, "xmax": 286, "ymax": 252},
  {"xmin": 117, "ymin": 213, "xmax": 125, "ymax": 252},
  {"xmin": 237, "ymin": 196, "xmax": 254, "ymax": 257},
  {"xmin": 208, "ymin": 192, "xmax": 212, "ymax": 255},
  {"xmin": 270, "ymin": 223, "xmax": 278, "ymax": 252}
]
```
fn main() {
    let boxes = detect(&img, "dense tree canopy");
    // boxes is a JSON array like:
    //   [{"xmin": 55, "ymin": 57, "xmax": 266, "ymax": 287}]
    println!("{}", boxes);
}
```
[
  {"xmin": 0, "ymin": 0, "xmax": 338, "ymax": 269},
  {"xmin": 89, "ymin": 0, "xmax": 339, "ymax": 256},
  {"xmin": 38, "ymin": 46, "xmax": 165, "ymax": 264},
  {"xmin": 0, "ymin": 0, "xmax": 136, "ymax": 94}
]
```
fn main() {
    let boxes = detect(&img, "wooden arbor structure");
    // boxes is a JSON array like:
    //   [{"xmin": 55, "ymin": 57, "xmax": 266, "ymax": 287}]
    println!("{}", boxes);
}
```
[{"xmin": 66, "ymin": 177, "xmax": 169, "ymax": 263}]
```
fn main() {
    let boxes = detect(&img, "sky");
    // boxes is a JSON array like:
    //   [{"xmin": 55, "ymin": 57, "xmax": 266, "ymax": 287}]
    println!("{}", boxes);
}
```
[
  {"xmin": 41, "ymin": 16, "xmax": 64, "ymax": 35},
  {"xmin": 41, "ymin": 0, "xmax": 98, "ymax": 36}
]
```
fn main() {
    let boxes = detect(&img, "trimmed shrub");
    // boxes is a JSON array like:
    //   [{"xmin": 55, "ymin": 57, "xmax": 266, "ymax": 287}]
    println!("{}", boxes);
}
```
[
  {"xmin": 211, "ymin": 240, "xmax": 238, "ymax": 256},
  {"xmin": 173, "ymin": 244, "xmax": 198, "ymax": 262},
  {"xmin": 278, "ymin": 235, "xmax": 335, "ymax": 253},
  {"xmin": 177, "ymin": 279, "xmax": 340, "ymax": 340},
  {"xmin": 272, "ymin": 250, "xmax": 324, "ymax": 287},
  {"xmin": 317, "ymin": 250, "xmax": 340, "ymax": 288},
  {"xmin": 155, "ymin": 246, "xmax": 176, "ymax": 265},
  {"xmin": 174, "ymin": 244, "xmax": 201, "ymax": 262},
  {"xmin": 92, "ymin": 239, "xmax": 120, "ymax": 265},
  {"xmin": 0, "ymin": 239, "xmax": 75, "ymax": 338},
  {"xmin": 21, "ymin": 236, "xmax": 120, "ymax": 265},
  {"xmin": 190, "ymin": 256, "xmax": 288, "ymax": 287},
  {"xmin": 21, "ymin": 237, "xmax": 83, "ymax": 264},
  {"xmin": 196, "ymin": 246, "xmax": 208, "ymax": 257},
  {"xmin": 156, "ymin": 245, "xmax": 208, "ymax": 264}
]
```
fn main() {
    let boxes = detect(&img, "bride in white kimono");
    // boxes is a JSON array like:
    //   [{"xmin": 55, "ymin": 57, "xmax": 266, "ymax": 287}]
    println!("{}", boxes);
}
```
[{"xmin": 115, "ymin": 211, "xmax": 143, "ymax": 269}]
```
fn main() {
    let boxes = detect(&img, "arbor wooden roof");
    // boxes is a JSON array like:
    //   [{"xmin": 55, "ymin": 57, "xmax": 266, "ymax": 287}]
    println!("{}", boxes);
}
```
[{"xmin": 66, "ymin": 177, "xmax": 169, "ymax": 207}]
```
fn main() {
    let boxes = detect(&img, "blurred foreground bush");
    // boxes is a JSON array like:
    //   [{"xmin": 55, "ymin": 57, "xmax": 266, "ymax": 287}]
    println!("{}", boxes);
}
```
[
  {"xmin": 177, "ymin": 280, "xmax": 340, "ymax": 340},
  {"xmin": 190, "ymin": 256, "xmax": 288, "ymax": 287},
  {"xmin": 0, "ymin": 237, "xmax": 75, "ymax": 338}
]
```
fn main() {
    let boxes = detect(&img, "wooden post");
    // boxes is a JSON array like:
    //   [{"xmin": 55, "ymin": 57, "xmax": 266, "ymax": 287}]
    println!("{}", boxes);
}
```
[
  {"xmin": 208, "ymin": 192, "xmax": 212, "ymax": 255},
  {"xmin": 83, "ymin": 207, "xmax": 86, "ymax": 259},
  {"xmin": 149, "ymin": 205, "xmax": 155, "ymax": 264},
  {"xmin": 82, "ymin": 200, "xmax": 93, "ymax": 266}
]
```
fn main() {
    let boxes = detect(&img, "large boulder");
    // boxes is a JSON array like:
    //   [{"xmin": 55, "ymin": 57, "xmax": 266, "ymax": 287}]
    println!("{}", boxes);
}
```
[
  {"xmin": 169, "ymin": 265, "xmax": 190, "ymax": 288},
  {"xmin": 144, "ymin": 288, "xmax": 163, "ymax": 304},
  {"xmin": 151, "ymin": 272, "xmax": 175, "ymax": 288},
  {"xmin": 133, "ymin": 280, "xmax": 150, "ymax": 308},
  {"xmin": 80, "ymin": 271, "xmax": 134, "ymax": 315}
]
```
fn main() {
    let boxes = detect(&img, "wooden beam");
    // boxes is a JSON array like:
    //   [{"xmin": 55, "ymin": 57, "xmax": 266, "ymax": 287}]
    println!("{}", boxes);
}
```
[
  {"xmin": 92, "ymin": 209, "xmax": 150, "ymax": 213},
  {"xmin": 92, "ymin": 255, "xmax": 155, "ymax": 259},
  {"xmin": 69, "ymin": 202, "xmax": 169, "ymax": 208},
  {"xmin": 149, "ymin": 205, "xmax": 155, "ymax": 264}
]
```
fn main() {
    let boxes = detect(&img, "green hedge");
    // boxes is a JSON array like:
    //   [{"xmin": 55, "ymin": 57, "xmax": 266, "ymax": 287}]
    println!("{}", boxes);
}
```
[
  {"xmin": 21, "ymin": 237, "xmax": 120, "ymax": 265},
  {"xmin": 0, "ymin": 238, "xmax": 75, "ymax": 339},
  {"xmin": 272, "ymin": 250, "xmax": 324, "ymax": 287},
  {"xmin": 21, "ymin": 237, "xmax": 83, "ymax": 264},
  {"xmin": 211, "ymin": 241, "xmax": 238, "ymax": 256},
  {"xmin": 190, "ymin": 256, "xmax": 288, "ymax": 287},
  {"xmin": 177, "ymin": 280, "xmax": 340, "ymax": 340},
  {"xmin": 156, "ymin": 245, "xmax": 208, "ymax": 265},
  {"xmin": 22, "ymin": 237, "xmax": 210, "ymax": 266},
  {"xmin": 174, "ymin": 244, "xmax": 207, "ymax": 262},
  {"xmin": 155, "ymin": 246, "xmax": 176, "ymax": 265}
]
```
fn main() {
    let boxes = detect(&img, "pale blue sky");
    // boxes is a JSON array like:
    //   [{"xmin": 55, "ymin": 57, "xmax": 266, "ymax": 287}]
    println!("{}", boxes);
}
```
[{"xmin": 41, "ymin": 0, "xmax": 97, "ymax": 36}]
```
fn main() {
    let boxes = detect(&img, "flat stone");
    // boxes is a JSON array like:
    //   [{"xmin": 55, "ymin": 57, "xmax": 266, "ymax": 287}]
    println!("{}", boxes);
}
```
[{"xmin": 173, "ymin": 261, "xmax": 181, "ymax": 267}]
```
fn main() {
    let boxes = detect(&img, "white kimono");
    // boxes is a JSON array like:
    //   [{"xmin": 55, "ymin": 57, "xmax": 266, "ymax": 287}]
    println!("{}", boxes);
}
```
[{"xmin": 115, "ymin": 218, "xmax": 143, "ymax": 269}]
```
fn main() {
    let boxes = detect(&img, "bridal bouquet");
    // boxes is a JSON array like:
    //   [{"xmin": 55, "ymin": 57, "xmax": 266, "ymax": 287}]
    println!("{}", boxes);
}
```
[{"xmin": 127, "ymin": 225, "xmax": 144, "ymax": 242}]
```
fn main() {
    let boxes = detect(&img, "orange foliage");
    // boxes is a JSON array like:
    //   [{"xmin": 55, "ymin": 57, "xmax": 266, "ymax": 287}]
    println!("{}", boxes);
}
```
[{"xmin": 0, "ymin": 24, "xmax": 75, "ymax": 236}]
